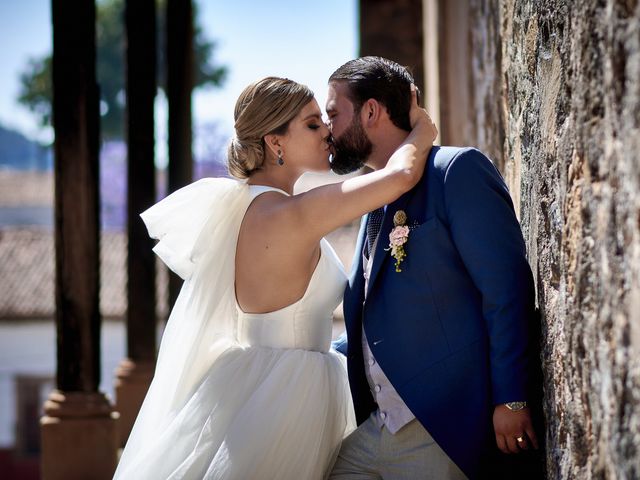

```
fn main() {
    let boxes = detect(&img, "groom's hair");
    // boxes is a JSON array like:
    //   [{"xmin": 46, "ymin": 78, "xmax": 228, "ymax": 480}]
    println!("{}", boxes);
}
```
[{"xmin": 329, "ymin": 56, "xmax": 417, "ymax": 132}]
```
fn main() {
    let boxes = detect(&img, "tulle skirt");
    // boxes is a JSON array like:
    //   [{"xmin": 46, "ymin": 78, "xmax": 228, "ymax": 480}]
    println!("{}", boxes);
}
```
[{"xmin": 116, "ymin": 345, "xmax": 355, "ymax": 480}]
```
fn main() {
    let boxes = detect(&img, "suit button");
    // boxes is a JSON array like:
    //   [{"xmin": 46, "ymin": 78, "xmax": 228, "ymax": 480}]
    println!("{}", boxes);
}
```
[
  {"xmin": 380, "ymin": 411, "xmax": 387, "ymax": 420},
  {"xmin": 374, "ymin": 385, "xmax": 381, "ymax": 393}
]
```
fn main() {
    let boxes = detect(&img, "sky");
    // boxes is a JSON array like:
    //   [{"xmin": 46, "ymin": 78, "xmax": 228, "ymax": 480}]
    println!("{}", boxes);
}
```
[{"xmin": 0, "ymin": 0, "xmax": 358, "ymax": 150}]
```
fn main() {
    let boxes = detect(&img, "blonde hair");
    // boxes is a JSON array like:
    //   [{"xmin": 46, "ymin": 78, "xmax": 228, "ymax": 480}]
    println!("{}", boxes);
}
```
[{"xmin": 227, "ymin": 77, "xmax": 314, "ymax": 179}]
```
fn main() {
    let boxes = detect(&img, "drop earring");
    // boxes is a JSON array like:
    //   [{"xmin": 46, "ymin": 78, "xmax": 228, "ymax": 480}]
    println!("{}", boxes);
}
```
[{"xmin": 277, "ymin": 150, "xmax": 284, "ymax": 166}]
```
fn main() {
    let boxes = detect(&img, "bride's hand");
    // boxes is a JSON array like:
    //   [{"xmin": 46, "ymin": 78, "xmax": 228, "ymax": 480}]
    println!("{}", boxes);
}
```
[
  {"xmin": 408, "ymin": 84, "xmax": 438, "ymax": 145},
  {"xmin": 383, "ymin": 85, "xmax": 437, "ymax": 187}
]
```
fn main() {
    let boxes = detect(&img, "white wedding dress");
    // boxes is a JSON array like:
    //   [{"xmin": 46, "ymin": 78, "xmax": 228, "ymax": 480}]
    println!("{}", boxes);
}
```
[{"xmin": 114, "ymin": 179, "xmax": 355, "ymax": 480}]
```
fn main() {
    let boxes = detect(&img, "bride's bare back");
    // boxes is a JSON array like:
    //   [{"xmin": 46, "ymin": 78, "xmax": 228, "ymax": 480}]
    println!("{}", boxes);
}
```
[{"xmin": 235, "ymin": 190, "xmax": 321, "ymax": 314}]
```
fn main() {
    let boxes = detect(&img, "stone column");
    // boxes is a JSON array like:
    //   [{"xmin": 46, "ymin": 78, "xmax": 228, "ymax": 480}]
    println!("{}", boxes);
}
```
[
  {"xmin": 435, "ymin": 0, "xmax": 473, "ymax": 148},
  {"xmin": 166, "ymin": 0, "xmax": 194, "ymax": 309},
  {"xmin": 423, "ymin": 0, "xmax": 505, "ymax": 167},
  {"xmin": 41, "ymin": 1, "xmax": 119, "ymax": 478},
  {"xmin": 360, "ymin": 0, "xmax": 425, "ymax": 101},
  {"xmin": 422, "ymin": 0, "xmax": 441, "ymax": 142},
  {"xmin": 114, "ymin": 0, "xmax": 157, "ymax": 448}
]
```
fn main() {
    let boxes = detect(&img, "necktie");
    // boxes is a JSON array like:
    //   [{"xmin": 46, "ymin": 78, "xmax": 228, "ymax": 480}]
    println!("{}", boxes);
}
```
[{"xmin": 366, "ymin": 207, "xmax": 385, "ymax": 258}]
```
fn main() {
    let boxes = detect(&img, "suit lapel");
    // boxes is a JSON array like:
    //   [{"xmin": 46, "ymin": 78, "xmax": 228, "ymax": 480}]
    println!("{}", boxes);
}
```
[
  {"xmin": 366, "ymin": 190, "xmax": 413, "ymax": 298},
  {"xmin": 350, "ymin": 216, "xmax": 367, "ymax": 285},
  {"xmin": 366, "ymin": 147, "xmax": 437, "ymax": 297}
]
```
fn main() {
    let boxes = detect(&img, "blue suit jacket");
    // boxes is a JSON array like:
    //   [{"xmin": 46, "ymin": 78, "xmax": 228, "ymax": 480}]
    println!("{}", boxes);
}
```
[{"xmin": 339, "ymin": 147, "xmax": 536, "ymax": 479}]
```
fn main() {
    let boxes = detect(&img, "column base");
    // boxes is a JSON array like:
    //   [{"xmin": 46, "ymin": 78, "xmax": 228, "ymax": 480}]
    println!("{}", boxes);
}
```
[
  {"xmin": 114, "ymin": 358, "xmax": 155, "ymax": 447},
  {"xmin": 41, "ymin": 390, "xmax": 119, "ymax": 480}
]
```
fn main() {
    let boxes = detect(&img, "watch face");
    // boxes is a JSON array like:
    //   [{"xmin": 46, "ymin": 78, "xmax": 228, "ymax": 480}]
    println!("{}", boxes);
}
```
[{"xmin": 506, "ymin": 401, "xmax": 527, "ymax": 411}]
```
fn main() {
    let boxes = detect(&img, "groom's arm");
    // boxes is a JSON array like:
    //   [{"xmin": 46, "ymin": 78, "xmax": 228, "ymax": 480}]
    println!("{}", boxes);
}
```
[
  {"xmin": 331, "ymin": 332, "xmax": 348, "ymax": 356},
  {"xmin": 442, "ymin": 148, "xmax": 538, "ymax": 452},
  {"xmin": 443, "ymin": 148, "xmax": 533, "ymax": 402}
]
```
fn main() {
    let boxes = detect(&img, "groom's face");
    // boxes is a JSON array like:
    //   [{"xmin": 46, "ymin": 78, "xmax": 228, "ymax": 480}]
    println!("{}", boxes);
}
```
[{"xmin": 326, "ymin": 81, "xmax": 373, "ymax": 175}]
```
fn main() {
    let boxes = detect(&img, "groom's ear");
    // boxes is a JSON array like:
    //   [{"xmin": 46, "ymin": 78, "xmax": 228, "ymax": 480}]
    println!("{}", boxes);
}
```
[{"xmin": 361, "ymin": 98, "xmax": 383, "ymax": 128}]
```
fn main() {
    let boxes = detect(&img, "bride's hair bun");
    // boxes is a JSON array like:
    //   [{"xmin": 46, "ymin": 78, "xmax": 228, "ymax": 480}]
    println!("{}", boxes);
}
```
[
  {"xmin": 227, "ymin": 77, "xmax": 314, "ymax": 179},
  {"xmin": 227, "ymin": 136, "xmax": 264, "ymax": 179}
]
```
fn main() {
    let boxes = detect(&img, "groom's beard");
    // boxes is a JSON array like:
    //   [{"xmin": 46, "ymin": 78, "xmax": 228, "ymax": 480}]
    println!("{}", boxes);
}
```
[{"xmin": 330, "ymin": 117, "xmax": 373, "ymax": 175}]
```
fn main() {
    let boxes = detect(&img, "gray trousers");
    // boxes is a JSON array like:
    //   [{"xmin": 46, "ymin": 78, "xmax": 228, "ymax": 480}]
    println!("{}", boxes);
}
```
[{"xmin": 329, "ymin": 413, "xmax": 468, "ymax": 480}]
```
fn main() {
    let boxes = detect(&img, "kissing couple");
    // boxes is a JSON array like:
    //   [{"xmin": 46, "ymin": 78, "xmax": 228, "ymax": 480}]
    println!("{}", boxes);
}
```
[{"xmin": 114, "ymin": 56, "xmax": 540, "ymax": 480}]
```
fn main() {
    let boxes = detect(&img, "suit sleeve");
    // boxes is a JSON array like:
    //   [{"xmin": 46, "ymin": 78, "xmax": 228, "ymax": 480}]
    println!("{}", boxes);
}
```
[
  {"xmin": 331, "ymin": 332, "xmax": 348, "ymax": 356},
  {"xmin": 442, "ymin": 148, "xmax": 535, "ymax": 404}
]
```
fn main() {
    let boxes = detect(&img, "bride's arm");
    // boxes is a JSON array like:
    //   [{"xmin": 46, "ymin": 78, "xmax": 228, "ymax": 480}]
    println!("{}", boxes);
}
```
[{"xmin": 286, "ymin": 86, "xmax": 437, "ymax": 241}]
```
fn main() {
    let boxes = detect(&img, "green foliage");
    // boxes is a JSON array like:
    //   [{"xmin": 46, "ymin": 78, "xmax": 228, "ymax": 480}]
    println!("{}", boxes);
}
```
[
  {"xmin": 18, "ymin": 56, "xmax": 53, "ymax": 128},
  {"xmin": 17, "ymin": 0, "xmax": 227, "ymax": 141}
]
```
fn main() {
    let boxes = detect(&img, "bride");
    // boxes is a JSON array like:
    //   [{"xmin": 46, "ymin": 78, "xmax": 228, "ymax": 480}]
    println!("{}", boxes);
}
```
[{"xmin": 114, "ymin": 77, "xmax": 436, "ymax": 479}]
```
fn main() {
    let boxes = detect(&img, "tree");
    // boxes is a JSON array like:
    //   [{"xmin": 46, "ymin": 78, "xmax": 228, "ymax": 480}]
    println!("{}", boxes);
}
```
[{"xmin": 18, "ymin": 0, "xmax": 227, "ymax": 141}]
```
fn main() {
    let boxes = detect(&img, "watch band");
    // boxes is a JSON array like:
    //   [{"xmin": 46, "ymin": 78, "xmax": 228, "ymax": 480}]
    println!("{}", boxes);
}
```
[{"xmin": 505, "ymin": 401, "xmax": 527, "ymax": 411}]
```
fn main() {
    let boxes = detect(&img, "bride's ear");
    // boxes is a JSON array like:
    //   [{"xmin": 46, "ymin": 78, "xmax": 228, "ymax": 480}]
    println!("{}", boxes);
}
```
[{"xmin": 263, "ymin": 134, "xmax": 281, "ymax": 159}]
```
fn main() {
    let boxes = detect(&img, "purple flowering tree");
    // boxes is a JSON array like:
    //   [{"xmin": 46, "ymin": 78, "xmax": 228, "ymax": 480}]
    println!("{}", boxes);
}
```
[{"xmin": 99, "ymin": 122, "xmax": 230, "ymax": 231}]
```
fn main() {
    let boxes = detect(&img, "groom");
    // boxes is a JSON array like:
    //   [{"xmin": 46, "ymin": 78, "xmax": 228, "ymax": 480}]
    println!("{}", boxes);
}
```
[{"xmin": 327, "ymin": 57, "xmax": 540, "ymax": 479}]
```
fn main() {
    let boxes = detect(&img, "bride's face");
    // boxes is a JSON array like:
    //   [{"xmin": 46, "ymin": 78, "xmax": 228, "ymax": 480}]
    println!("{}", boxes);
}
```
[{"xmin": 279, "ymin": 99, "xmax": 332, "ymax": 173}]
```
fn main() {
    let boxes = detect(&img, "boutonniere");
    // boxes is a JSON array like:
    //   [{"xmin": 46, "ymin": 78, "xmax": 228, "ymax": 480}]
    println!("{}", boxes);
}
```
[{"xmin": 386, "ymin": 210, "xmax": 410, "ymax": 272}]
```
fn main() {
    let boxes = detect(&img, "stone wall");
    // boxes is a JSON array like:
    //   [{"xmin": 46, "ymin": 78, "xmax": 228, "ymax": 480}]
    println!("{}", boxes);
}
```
[{"xmin": 466, "ymin": 0, "xmax": 640, "ymax": 477}]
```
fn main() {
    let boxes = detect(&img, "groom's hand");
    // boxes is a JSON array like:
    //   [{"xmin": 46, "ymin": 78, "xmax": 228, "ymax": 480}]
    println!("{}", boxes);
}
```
[{"xmin": 493, "ymin": 405, "xmax": 539, "ymax": 454}]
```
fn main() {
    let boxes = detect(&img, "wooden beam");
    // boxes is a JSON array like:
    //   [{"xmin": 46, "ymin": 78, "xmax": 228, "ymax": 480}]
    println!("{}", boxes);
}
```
[
  {"xmin": 51, "ymin": 0, "xmax": 101, "ymax": 395},
  {"xmin": 43, "ymin": 0, "xmax": 118, "ymax": 477},
  {"xmin": 125, "ymin": 0, "xmax": 157, "ymax": 362},
  {"xmin": 166, "ymin": 0, "xmax": 194, "ymax": 308},
  {"xmin": 115, "ymin": 0, "xmax": 158, "ymax": 447}
]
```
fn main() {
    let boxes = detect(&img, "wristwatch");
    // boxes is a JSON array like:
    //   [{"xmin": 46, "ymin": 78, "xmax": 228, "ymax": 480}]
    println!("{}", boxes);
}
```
[{"xmin": 504, "ymin": 401, "xmax": 527, "ymax": 411}]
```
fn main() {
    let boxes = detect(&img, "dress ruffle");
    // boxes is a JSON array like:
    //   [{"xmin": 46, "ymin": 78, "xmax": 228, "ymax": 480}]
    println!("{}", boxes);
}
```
[{"xmin": 140, "ymin": 178, "xmax": 249, "ymax": 280}]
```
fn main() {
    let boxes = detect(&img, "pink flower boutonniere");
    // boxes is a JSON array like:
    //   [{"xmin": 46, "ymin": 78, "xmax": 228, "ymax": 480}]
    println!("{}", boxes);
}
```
[{"xmin": 386, "ymin": 210, "xmax": 410, "ymax": 272}]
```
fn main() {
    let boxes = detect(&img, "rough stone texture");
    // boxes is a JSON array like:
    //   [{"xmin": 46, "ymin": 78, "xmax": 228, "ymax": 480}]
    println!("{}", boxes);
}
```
[
  {"xmin": 467, "ymin": 0, "xmax": 506, "ymax": 173},
  {"xmin": 466, "ymin": 0, "xmax": 640, "ymax": 477}
]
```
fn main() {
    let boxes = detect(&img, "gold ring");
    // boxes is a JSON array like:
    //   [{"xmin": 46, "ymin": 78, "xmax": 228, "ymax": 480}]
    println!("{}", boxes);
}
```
[{"xmin": 516, "ymin": 436, "xmax": 525, "ymax": 443}]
